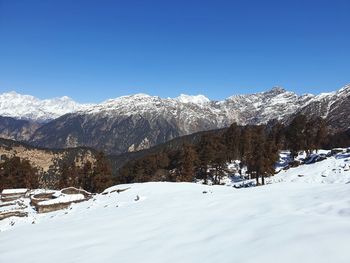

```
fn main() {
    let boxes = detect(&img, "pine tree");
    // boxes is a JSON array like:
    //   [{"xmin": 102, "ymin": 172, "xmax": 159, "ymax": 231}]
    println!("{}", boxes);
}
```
[
  {"xmin": 58, "ymin": 162, "xmax": 69, "ymax": 189},
  {"xmin": 245, "ymin": 126, "xmax": 278, "ymax": 185},
  {"xmin": 178, "ymin": 143, "xmax": 198, "ymax": 182},
  {"xmin": 225, "ymin": 123, "xmax": 241, "ymax": 161},
  {"xmin": 211, "ymin": 136, "xmax": 227, "ymax": 184},
  {"xmin": 197, "ymin": 134, "xmax": 217, "ymax": 184},
  {"xmin": 91, "ymin": 152, "xmax": 113, "ymax": 193},
  {"xmin": 314, "ymin": 117, "xmax": 327, "ymax": 151},
  {"xmin": 0, "ymin": 157, "xmax": 39, "ymax": 191},
  {"xmin": 21, "ymin": 159, "xmax": 39, "ymax": 189},
  {"xmin": 286, "ymin": 114, "xmax": 307, "ymax": 159},
  {"xmin": 239, "ymin": 126, "xmax": 253, "ymax": 179},
  {"xmin": 80, "ymin": 161, "xmax": 93, "ymax": 191}
]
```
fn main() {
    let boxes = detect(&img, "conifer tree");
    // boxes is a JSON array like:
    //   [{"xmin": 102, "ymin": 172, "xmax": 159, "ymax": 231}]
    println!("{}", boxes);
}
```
[
  {"xmin": 225, "ymin": 123, "xmax": 241, "ymax": 161},
  {"xmin": 91, "ymin": 152, "xmax": 113, "ymax": 193},
  {"xmin": 314, "ymin": 117, "xmax": 327, "ymax": 151},
  {"xmin": 0, "ymin": 157, "xmax": 39, "ymax": 191},
  {"xmin": 197, "ymin": 134, "xmax": 216, "ymax": 183},
  {"xmin": 80, "ymin": 161, "xmax": 93, "ymax": 191},
  {"xmin": 286, "ymin": 114, "xmax": 307, "ymax": 159},
  {"xmin": 210, "ymin": 136, "xmax": 227, "ymax": 184},
  {"xmin": 239, "ymin": 126, "xmax": 253, "ymax": 178},
  {"xmin": 178, "ymin": 143, "xmax": 198, "ymax": 182}
]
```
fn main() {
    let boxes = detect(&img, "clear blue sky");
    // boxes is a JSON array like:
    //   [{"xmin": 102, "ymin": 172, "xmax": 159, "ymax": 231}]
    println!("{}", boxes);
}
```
[{"xmin": 0, "ymin": 0, "xmax": 349, "ymax": 103}]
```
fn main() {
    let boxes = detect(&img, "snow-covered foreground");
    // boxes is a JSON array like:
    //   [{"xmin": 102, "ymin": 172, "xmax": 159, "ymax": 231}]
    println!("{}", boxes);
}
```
[
  {"xmin": 269, "ymin": 151, "xmax": 350, "ymax": 184},
  {"xmin": 1, "ymin": 153, "xmax": 350, "ymax": 263}
]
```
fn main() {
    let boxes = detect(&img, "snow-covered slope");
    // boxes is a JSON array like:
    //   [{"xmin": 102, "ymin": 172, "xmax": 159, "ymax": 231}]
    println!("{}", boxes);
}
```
[
  {"xmin": 269, "ymin": 150, "xmax": 350, "ymax": 184},
  {"xmin": 1, "ymin": 151, "xmax": 350, "ymax": 263},
  {"xmin": 0, "ymin": 91, "xmax": 91, "ymax": 122}
]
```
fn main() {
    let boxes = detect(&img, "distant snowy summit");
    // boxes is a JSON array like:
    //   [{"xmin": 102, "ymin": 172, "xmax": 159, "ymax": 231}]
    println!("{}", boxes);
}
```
[
  {"xmin": 175, "ymin": 94, "xmax": 210, "ymax": 105},
  {"xmin": 1, "ymin": 85, "xmax": 349, "ymax": 155},
  {"xmin": 0, "ymin": 84, "xmax": 349, "ymax": 125},
  {"xmin": 0, "ymin": 91, "xmax": 212, "ymax": 121},
  {"xmin": 0, "ymin": 91, "xmax": 90, "ymax": 122}
]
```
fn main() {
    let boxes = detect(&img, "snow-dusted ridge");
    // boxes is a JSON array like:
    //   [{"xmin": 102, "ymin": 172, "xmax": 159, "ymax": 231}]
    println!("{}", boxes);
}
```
[
  {"xmin": 1, "ymin": 84, "xmax": 349, "ymax": 124},
  {"xmin": 0, "ymin": 91, "xmax": 213, "ymax": 121},
  {"xmin": 2, "ymin": 85, "xmax": 349, "ymax": 154},
  {"xmin": 0, "ymin": 91, "xmax": 92, "ymax": 122},
  {"xmin": 72, "ymin": 83, "xmax": 350, "ymax": 129}
]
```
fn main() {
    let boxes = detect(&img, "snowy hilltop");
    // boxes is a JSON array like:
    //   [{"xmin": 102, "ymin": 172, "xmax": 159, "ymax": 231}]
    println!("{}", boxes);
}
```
[
  {"xmin": 0, "ymin": 91, "xmax": 91, "ymax": 122},
  {"xmin": 1, "ymin": 148, "xmax": 350, "ymax": 263}
]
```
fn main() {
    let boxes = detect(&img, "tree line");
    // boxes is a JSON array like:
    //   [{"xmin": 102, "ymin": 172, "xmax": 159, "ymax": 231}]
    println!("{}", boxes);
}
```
[
  {"xmin": 0, "ymin": 152, "xmax": 113, "ymax": 193},
  {"xmin": 117, "ymin": 114, "xmax": 342, "ymax": 186},
  {"xmin": 0, "ymin": 155, "xmax": 39, "ymax": 191},
  {"xmin": 1, "ymin": 114, "xmax": 350, "ymax": 192},
  {"xmin": 57, "ymin": 152, "xmax": 113, "ymax": 193}
]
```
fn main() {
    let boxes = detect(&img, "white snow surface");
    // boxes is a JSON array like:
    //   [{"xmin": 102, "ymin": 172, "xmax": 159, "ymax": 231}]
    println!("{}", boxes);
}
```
[
  {"xmin": 1, "ymin": 188, "xmax": 28, "ymax": 194},
  {"xmin": 1, "ymin": 152, "xmax": 350, "ymax": 263},
  {"xmin": 175, "ymin": 94, "xmax": 210, "ymax": 105},
  {"xmin": 37, "ymin": 194, "xmax": 85, "ymax": 205},
  {"xmin": 269, "ymin": 153, "xmax": 350, "ymax": 184}
]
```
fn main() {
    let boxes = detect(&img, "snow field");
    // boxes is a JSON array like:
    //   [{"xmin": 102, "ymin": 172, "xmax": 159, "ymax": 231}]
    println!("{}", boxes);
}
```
[
  {"xmin": 1, "ymin": 181, "xmax": 350, "ymax": 263},
  {"xmin": 1, "ymin": 150, "xmax": 350, "ymax": 263}
]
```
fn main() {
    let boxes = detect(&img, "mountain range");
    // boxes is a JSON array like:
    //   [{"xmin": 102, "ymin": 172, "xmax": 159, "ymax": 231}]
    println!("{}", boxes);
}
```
[{"xmin": 0, "ymin": 85, "xmax": 349, "ymax": 154}]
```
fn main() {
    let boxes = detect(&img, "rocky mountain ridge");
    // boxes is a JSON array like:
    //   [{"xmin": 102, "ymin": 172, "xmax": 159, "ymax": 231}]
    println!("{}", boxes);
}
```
[{"xmin": 1, "ymin": 85, "xmax": 349, "ymax": 154}]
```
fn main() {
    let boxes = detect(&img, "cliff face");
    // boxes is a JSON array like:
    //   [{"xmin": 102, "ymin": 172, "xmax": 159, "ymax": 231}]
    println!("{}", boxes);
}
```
[{"xmin": 0, "ymin": 116, "xmax": 40, "ymax": 141}]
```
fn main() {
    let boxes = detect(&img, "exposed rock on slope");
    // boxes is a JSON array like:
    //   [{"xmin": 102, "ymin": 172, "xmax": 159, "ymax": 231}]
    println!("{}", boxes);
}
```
[
  {"xmin": 1, "ymin": 85, "xmax": 349, "ymax": 154},
  {"xmin": 0, "ymin": 116, "xmax": 40, "ymax": 141},
  {"xmin": 29, "ymin": 85, "xmax": 350, "ymax": 154},
  {"xmin": 297, "ymin": 85, "xmax": 350, "ymax": 131}
]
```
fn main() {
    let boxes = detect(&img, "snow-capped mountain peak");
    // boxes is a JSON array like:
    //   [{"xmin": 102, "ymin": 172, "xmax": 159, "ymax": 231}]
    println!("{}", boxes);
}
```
[
  {"xmin": 2, "ymin": 85, "xmax": 348, "ymax": 124},
  {"xmin": 0, "ymin": 91, "xmax": 90, "ymax": 122},
  {"xmin": 175, "ymin": 94, "xmax": 210, "ymax": 105},
  {"xmin": 1, "ymin": 85, "xmax": 349, "ymax": 154}
]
